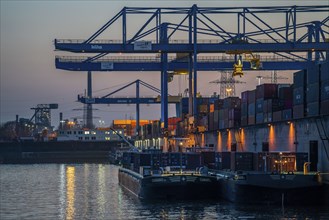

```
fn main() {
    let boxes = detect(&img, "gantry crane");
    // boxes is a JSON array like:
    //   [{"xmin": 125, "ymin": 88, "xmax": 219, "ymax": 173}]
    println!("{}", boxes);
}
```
[{"xmin": 54, "ymin": 5, "xmax": 329, "ymax": 140}]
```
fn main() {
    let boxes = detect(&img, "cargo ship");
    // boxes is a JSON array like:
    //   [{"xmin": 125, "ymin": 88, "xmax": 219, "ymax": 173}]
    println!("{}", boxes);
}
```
[
  {"xmin": 117, "ymin": 150, "xmax": 325, "ymax": 203},
  {"xmin": 118, "ymin": 151, "xmax": 220, "ymax": 200},
  {"xmin": 0, "ymin": 127, "xmax": 130, "ymax": 164}
]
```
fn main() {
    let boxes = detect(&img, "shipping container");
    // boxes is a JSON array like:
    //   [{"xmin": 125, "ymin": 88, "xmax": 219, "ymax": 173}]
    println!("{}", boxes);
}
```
[
  {"xmin": 221, "ymin": 152, "xmax": 231, "ymax": 169},
  {"xmin": 248, "ymin": 103, "xmax": 255, "ymax": 116},
  {"xmin": 223, "ymin": 97, "xmax": 241, "ymax": 109},
  {"xmin": 241, "ymin": 91, "xmax": 249, "ymax": 102},
  {"xmin": 241, "ymin": 116, "xmax": 248, "ymax": 126},
  {"xmin": 321, "ymin": 80, "xmax": 329, "ymax": 101},
  {"xmin": 293, "ymin": 87, "xmax": 305, "ymax": 105},
  {"xmin": 169, "ymin": 153, "xmax": 186, "ymax": 167},
  {"xmin": 241, "ymin": 103, "xmax": 248, "ymax": 117},
  {"xmin": 230, "ymin": 152, "xmax": 236, "ymax": 171},
  {"xmin": 256, "ymin": 99, "xmax": 264, "ymax": 113},
  {"xmin": 229, "ymin": 108, "xmax": 241, "ymax": 120},
  {"xmin": 234, "ymin": 152, "xmax": 254, "ymax": 171},
  {"xmin": 247, "ymin": 90, "xmax": 256, "ymax": 103},
  {"xmin": 248, "ymin": 116, "xmax": 255, "ymax": 125},
  {"xmin": 307, "ymin": 65, "xmax": 320, "ymax": 84},
  {"xmin": 219, "ymin": 120, "xmax": 225, "ymax": 129},
  {"xmin": 208, "ymin": 112, "xmax": 214, "ymax": 131},
  {"xmin": 161, "ymin": 153, "xmax": 169, "ymax": 167},
  {"xmin": 278, "ymin": 86, "xmax": 293, "ymax": 101},
  {"xmin": 282, "ymin": 109, "xmax": 292, "ymax": 120},
  {"xmin": 186, "ymin": 153, "xmax": 203, "ymax": 169},
  {"xmin": 214, "ymin": 152, "xmax": 222, "ymax": 170},
  {"xmin": 307, "ymin": 102, "xmax": 319, "ymax": 116},
  {"xmin": 306, "ymin": 83, "xmax": 320, "ymax": 103},
  {"xmin": 214, "ymin": 99, "xmax": 224, "ymax": 110},
  {"xmin": 321, "ymin": 99, "xmax": 329, "ymax": 115},
  {"xmin": 202, "ymin": 151, "xmax": 216, "ymax": 167},
  {"xmin": 256, "ymin": 113, "xmax": 264, "ymax": 124},
  {"xmin": 273, "ymin": 111, "xmax": 282, "ymax": 122},
  {"xmin": 293, "ymin": 69, "xmax": 306, "ymax": 87},
  {"xmin": 282, "ymin": 99, "xmax": 293, "ymax": 110},
  {"xmin": 223, "ymin": 119, "xmax": 229, "ymax": 128},
  {"xmin": 320, "ymin": 62, "xmax": 329, "ymax": 81},
  {"xmin": 209, "ymin": 104, "xmax": 215, "ymax": 113},
  {"xmin": 293, "ymin": 104, "xmax": 305, "ymax": 119},
  {"xmin": 256, "ymin": 84, "xmax": 278, "ymax": 99},
  {"xmin": 264, "ymin": 112, "xmax": 272, "ymax": 123}
]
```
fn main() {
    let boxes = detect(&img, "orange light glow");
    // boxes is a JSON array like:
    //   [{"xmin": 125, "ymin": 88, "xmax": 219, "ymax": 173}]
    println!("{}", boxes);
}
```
[
  {"xmin": 66, "ymin": 166, "xmax": 75, "ymax": 220},
  {"xmin": 201, "ymin": 133, "xmax": 205, "ymax": 147},
  {"xmin": 288, "ymin": 122, "xmax": 295, "ymax": 152},
  {"xmin": 227, "ymin": 130, "xmax": 232, "ymax": 151},
  {"xmin": 240, "ymin": 128, "xmax": 245, "ymax": 150},
  {"xmin": 217, "ymin": 132, "xmax": 222, "ymax": 152},
  {"xmin": 269, "ymin": 125, "xmax": 275, "ymax": 151}
]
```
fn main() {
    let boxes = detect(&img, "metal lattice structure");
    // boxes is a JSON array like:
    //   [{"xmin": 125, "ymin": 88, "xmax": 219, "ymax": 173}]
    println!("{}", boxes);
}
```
[
  {"xmin": 210, "ymin": 71, "xmax": 246, "ymax": 98},
  {"xmin": 54, "ymin": 5, "xmax": 329, "ymax": 130},
  {"xmin": 30, "ymin": 104, "xmax": 58, "ymax": 133}
]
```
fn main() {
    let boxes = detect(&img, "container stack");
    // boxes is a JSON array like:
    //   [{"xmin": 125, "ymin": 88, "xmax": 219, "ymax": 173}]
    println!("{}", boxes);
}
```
[
  {"xmin": 214, "ymin": 152, "xmax": 231, "ymax": 170},
  {"xmin": 255, "ymin": 84, "xmax": 278, "ymax": 124},
  {"xmin": 186, "ymin": 152, "xmax": 203, "ymax": 169},
  {"xmin": 241, "ymin": 91, "xmax": 249, "ymax": 126},
  {"xmin": 231, "ymin": 152, "xmax": 254, "ymax": 171},
  {"xmin": 169, "ymin": 153, "xmax": 186, "ymax": 168},
  {"xmin": 306, "ymin": 65, "xmax": 320, "ymax": 116},
  {"xmin": 247, "ymin": 90, "xmax": 256, "ymax": 125},
  {"xmin": 293, "ymin": 70, "xmax": 307, "ymax": 119},
  {"xmin": 219, "ymin": 97, "xmax": 241, "ymax": 129},
  {"xmin": 208, "ymin": 99, "xmax": 223, "ymax": 131},
  {"xmin": 279, "ymin": 85, "xmax": 293, "ymax": 121},
  {"xmin": 320, "ymin": 62, "xmax": 329, "ymax": 115},
  {"xmin": 201, "ymin": 151, "xmax": 216, "ymax": 168}
]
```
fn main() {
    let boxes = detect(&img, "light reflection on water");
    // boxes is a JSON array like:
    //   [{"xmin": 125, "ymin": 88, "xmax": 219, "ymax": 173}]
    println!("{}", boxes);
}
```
[
  {"xmin": 66, "ymin": 166, "xmax": 75, "ymax": 220},
  {"xmin": 0, "ymin": 164, "xmax": 328, "ymax": 220}
]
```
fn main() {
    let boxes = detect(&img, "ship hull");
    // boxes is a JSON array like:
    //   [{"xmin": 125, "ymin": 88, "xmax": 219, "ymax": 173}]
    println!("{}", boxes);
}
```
[
  {"xmin": 118, "ymin": 167, "xmax": 220, "ymax": 200},
  {"xmin": 218, "ymin": 172, "xmax": 324, "ymax": 205}
]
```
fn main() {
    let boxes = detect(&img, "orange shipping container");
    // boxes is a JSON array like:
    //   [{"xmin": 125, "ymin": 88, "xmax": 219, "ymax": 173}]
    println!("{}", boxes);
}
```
[{"xmin": 210, "ymin": 104, "xmax": 215, "ymax": 113}]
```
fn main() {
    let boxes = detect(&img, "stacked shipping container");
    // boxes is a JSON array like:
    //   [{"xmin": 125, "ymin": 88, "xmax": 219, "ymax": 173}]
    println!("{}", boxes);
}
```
[
  {"xmin": 293, "ymin": 69, "xmax": 307, "ymax": 119},
  {"xmin": 255, "ymin": 84, "xmax": 278, "ymax": 124},
  {"xmin": 320, "ymin": 62, "xmax": 329, "ymax": 115}
]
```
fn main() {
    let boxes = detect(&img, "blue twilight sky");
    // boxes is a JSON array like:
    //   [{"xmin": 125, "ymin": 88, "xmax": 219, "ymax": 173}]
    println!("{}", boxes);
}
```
[{"xmin": 1, "ymin": 0, "xmax": 328, "ymax": 128}]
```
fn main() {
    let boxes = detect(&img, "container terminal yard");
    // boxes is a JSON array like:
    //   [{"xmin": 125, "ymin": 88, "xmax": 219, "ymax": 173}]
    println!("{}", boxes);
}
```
[{"xmin": 1, "ymin": 5, "xmax": 329, "ymax": 204}]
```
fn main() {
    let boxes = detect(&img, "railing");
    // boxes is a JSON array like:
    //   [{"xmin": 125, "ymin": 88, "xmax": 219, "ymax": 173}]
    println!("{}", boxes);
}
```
[{"xmin": 56, "ymin": 54, "xmax": 309, "ymax": 63}]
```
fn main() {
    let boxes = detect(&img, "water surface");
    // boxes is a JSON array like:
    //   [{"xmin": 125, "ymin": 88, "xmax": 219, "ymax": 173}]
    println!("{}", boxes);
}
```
[{"xmin": 0, "ymin": 164, "xmax": 327, "ymax": 219}]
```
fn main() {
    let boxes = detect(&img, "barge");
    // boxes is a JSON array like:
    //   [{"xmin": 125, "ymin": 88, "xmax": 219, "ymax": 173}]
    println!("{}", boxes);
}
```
[
  {"xmin": 118, "ymin": 167, "xmax": 219, "ymax": 200},
  {"xmin": 214, "ymin": 170, "xmax": 324, "ymax": 205}
]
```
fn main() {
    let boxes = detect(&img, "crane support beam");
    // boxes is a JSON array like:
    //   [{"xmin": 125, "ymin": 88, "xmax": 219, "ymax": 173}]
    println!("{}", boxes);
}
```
[
  {"xmin": 55, "ymin": 41, "xmax": 328, "ymax": 53},
  {"xmin": 56, "ymin": 59, "xmax": 312, "ymax": 71},
  {"xmin": 78, "ymin": 97, "xmax": 180, "ymax": 104}
]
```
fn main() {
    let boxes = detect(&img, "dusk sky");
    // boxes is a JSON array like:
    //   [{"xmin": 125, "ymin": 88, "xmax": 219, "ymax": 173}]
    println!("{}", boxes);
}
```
[{"xmin": 1, "ymin": 0, "xmax": 328, "ymax": 128}]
